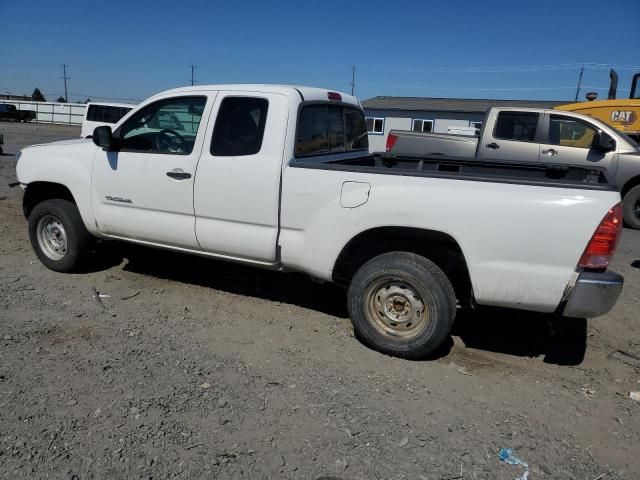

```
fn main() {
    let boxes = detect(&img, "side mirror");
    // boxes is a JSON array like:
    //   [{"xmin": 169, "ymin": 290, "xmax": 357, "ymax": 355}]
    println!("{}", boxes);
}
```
[
  {"xmin": 93, "ymin": 126, "xmax": 115, "ymax": 150},
  {"xmin": 593, "ymin": 131, "xmax": 615, "ymax": 152}
]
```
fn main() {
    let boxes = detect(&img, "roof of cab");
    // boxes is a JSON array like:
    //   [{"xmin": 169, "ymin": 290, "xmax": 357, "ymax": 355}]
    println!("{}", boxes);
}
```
[{"xmin": 147, "ymin": 84, "xmax": 360, "ymax": 106}]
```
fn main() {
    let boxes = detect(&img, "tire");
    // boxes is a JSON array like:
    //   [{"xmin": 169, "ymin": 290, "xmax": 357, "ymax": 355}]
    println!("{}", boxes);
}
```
[
  {"xmin": 28, "ymin": 199, "xmax": 92, "ymax": 272},
  {"xmin": 347, "ymin": 251, "xmax": 456, "ymax": 359},
  {"xmin": 622, "ymin": 185, "xmax": 640, "ymax": 230}
]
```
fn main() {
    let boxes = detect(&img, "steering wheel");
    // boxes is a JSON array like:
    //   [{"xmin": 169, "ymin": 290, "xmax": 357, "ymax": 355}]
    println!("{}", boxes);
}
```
[{"xmin": 155, "ymin": 129, "xmax": 187, "ymax": 153}]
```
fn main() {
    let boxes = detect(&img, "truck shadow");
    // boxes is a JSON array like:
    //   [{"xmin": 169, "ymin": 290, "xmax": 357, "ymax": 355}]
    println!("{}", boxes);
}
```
[
  {"xmin": 451, "ymin": 308, "xmax": 587, "ymax": 366},
  {"xmin": 94, "ymin": 242, "xmax": 586, "ymax": 366},
  {"xmin": 97, "ymin": 242, "xmax": 349, "ymax": 318}
]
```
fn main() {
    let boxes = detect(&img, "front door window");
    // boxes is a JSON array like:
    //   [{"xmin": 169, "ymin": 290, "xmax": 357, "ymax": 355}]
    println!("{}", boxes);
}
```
[
  {"xmin": 117, "ymin": 96, "xmax": 206, "ymax": 155},
  {"xmin": 548, "ymin": 115, "xmax": 597, "ymax": 149}
]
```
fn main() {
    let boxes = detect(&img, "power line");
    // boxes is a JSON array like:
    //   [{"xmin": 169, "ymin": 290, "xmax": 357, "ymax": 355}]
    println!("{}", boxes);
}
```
[
  {"xmin": 60, "ymin": 64, "xmax": 69, "ymax": 101},
  {"xmin": 358, "ymin": 83, "xmax": 609, "ymax": 92},
  {"xmin": 358, "ymin": 62, "xmax": 640, "ymax": 74}
]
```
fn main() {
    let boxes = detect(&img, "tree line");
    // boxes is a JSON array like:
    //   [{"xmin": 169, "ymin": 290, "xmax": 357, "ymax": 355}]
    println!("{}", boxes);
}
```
[{"xmin": 29, "ymin": 88, "xmax": 90, "ymax": 104}]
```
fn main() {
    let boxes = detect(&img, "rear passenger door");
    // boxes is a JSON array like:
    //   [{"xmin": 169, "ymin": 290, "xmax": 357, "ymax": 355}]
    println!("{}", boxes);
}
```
[
  {"xmin": 478, "ymin": 111, "xmax": 543, "ymax": 162},
  {"xmin": 193, "ymin": 91, "xmax": 289, "ymax": 264}
]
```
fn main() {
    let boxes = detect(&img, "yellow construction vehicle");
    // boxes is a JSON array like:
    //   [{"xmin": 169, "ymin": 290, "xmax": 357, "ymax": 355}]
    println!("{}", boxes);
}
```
[{"xmin": 556, "ymin": 69, "xmax": 640, "ymax": 142}]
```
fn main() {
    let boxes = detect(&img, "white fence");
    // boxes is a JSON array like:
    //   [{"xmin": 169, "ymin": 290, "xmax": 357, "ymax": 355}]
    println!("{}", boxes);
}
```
[{"xmin": 2, "ymin": 100, "xmax": 86, "ymax": 126}]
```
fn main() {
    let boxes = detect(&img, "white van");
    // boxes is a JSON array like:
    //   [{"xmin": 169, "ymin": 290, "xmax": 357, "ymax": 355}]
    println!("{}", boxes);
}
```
[{"xmin": 81, "ymin": 102, "xmax": 134, "ymax": 138}]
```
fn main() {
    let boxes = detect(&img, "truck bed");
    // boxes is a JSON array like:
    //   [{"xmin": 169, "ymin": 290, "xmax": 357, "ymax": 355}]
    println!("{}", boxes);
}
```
[{"xmin": 282, "ymin": 152, "xmax": 620, "ymax": 312}]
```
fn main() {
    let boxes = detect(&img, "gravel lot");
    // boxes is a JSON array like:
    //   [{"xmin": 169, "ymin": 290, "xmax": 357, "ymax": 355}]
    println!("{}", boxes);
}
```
[{"xmin": 1, "ymin": 122, "xmax": 639, "ymax": 479}]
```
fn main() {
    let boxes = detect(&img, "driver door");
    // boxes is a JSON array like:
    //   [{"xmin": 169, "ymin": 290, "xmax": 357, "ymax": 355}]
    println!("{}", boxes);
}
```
[{"xmin": 92, "ymin": 94, "xmax": 214, "ymax": 249}]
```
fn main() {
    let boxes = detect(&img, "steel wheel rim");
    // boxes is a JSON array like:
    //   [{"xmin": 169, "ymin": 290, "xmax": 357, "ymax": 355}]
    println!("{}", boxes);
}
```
[
  {"xmin": 365, "ymin": 279, "xmax": 429, "ymax": 340},
  {"xmin": 634, "ymin": 198, "xmax": 640, "ymax": 219},
  {"xmin": 36, "ymin": 215, "xmax": 67, "ymax": 261}
]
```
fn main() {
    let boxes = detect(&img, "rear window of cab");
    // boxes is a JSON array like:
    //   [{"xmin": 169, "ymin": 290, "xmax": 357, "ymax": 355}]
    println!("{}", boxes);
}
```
[{"xmin": 295, "ymin": 104, "xmax": 369, "ymax": 157}]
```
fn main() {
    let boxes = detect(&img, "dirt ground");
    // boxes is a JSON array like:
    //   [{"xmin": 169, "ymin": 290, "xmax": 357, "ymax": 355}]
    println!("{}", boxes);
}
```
[{"xmin": 1, "ymin": 122, "xmax": 639, "ymax": 479}]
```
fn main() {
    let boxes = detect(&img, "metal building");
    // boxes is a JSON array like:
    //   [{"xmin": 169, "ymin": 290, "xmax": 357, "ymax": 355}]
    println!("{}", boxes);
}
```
[{"xmin": 362, "ymin": 96, "xmax": 565, "ymax": 152}]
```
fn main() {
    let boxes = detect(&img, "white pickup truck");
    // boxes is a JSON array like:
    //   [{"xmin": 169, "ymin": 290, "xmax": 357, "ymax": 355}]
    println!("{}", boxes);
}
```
[{"xmin": 16, "ymin": 84, "xmax": 624, "ymax": 358}]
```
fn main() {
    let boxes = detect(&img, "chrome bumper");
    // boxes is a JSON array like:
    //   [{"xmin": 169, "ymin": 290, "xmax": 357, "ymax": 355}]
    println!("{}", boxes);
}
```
[{"xmin": 561, "ymin": 271, "xmax": 623, "ymax": 318}]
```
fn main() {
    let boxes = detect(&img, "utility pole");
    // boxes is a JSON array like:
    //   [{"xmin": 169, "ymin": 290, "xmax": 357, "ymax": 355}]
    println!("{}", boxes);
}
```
[
  {"xmin": 349, "ymin": 65, "xmax": 356, "ymax": 96},
  {"xmin": 60, "ymin": 64, "xmax": 69, "ymax": 102},
  {"xmin": 574, "ymin": 66, "xmax": 584, "ymax": 102},
  {"xmin": 189, "ymin": 64, "xmax": 197, "ymax": 86}
]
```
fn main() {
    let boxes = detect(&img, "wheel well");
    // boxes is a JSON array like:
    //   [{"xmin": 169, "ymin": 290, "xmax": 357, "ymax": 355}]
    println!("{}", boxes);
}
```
[
  {"xmin": 621, "ymin": 176, "xmax": 640, "ymax": 198},
  {"xmin": 332, "ymin": 227, "xmax": 474, "ymax": 307},
  {"xmin": 23, "ymin": 182, "xmax": 76, "ymax": 218}
]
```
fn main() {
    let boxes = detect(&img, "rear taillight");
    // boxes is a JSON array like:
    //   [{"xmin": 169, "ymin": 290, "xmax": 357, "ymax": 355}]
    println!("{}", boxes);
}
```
[
  {"xmin": 327, "ymin": 92, "xmax": 342, "ymax": 101},
  {"xmin": 578, "ymin": 203, "xmax": 622, "ymax": 269},
  {"xmin": 386, "ymin": 133, "xmax": 398, "ymax": 152}
]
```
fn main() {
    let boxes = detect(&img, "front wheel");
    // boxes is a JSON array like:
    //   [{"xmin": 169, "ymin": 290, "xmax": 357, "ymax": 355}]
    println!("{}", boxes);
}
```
[
  {"xmin": 623, "ymin": 185, "xmax": 640, "ymax": 230},
  {"xmin": 347, "ymin": 252, "xmax": 456, "ymax": 359},
  {"xmin": 28, "ymin": 199, "xmax": 92, "ymax": 272}
]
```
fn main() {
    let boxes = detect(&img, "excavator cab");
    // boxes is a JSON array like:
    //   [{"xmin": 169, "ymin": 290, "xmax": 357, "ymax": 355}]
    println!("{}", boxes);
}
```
[{"xmin": 556, "ymin": 69, "xmax": 640, "ymax": 142}]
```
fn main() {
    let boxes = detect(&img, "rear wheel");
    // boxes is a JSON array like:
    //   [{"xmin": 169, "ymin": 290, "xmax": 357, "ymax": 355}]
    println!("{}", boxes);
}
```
[
  {"xmin": 623, "ymin": 185, "xmax": 640, "ymax": 230},
  {"xmin": 28, "ymin": 199, "xmax": 92, "ymax": 272},
  {"xmin": 347, "ymin": 252, "xmax": 456, "ymax": 359}
]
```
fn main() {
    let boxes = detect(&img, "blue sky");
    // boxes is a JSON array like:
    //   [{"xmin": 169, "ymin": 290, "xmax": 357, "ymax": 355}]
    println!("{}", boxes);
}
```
[{"xmin": 1, "ymin": 0, "xmax": 638, "ymax": 103}]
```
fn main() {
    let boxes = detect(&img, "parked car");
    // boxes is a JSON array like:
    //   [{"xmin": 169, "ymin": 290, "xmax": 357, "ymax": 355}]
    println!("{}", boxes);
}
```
[
  {"xmin": 0, "ymin": 103, "xmax": 36, "ymax": 122},
  {"xmin": 80, "ymin": 102, "xmax": 134, "ymax": 138},
  {"xmin": 385, "ymin": 107, "xmax": 640, "ymax": 229},
  {"xmin": 15, "ymin": 85, "xmax": 624, "ymax": 358}
]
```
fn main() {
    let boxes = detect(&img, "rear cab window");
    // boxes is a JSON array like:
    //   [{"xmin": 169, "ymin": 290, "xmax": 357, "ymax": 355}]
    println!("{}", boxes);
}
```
[
  {"xmin": 295, "ymin": 103, "xmax": 369, "ymax": 157},
  {"xmin": 493, "ymin": 111, "xmax": 540, "ymax": 142}
]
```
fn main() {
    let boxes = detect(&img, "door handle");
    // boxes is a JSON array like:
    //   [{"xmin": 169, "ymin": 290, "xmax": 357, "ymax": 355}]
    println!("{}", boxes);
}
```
[
  {"xmin": 166, "ymin": 169, "xmax": 192, "ymax": 180},
  {"xmin": 486, "ymin": 142, "xmax": 500, "ymax": 149},
  {"xmin": 542, "ymin": 148, "xmax": 558, "ymax": 157}
]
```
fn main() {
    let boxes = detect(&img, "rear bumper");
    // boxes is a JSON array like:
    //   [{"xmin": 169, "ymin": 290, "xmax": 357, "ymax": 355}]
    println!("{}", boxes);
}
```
[{"xmin": 561, "ymin": 271, "xmax": 623, "ymax": 318}]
